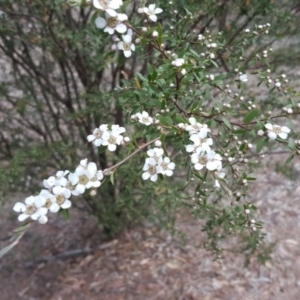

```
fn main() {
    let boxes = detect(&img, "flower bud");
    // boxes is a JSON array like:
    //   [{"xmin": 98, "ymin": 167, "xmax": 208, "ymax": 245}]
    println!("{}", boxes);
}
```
[
  {"xmin": 155, "ymin": 140, "xmax": 162, "ymax": 147},
  {"xmin": 181, "ymin": 68, "xmax": 187, "ymax": 76},
  {"xmin": 152, "ymin": 30, "xmax": 158, "ymax": 37}
]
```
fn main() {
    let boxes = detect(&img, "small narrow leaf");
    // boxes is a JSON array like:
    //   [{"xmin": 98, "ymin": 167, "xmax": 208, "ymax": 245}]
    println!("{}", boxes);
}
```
[
  {"xmin": 110, "ymin": 172, "xmax": 115, "ymax": 185},
  {"xmin": 285, "ymin": 154, "xmax": 295, "ymax": 165},
  {"xmin": 244, "ymin": 108, "xmax": 259, "ymax": 123},
  {"xmin": 222, "ymin": 117, "xmax": 232, "ymax": 129},
  {"xmin": 256, "ymin": 137, "xmax": 268, "ymax": 153}
]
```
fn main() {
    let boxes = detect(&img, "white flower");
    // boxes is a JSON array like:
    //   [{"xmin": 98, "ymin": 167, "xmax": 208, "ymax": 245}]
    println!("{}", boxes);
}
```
[
  {"xmin": 142, "ymin": 158, "xmax": 161, "ymax": 182},
  {"xmin": 191, "ymin": 152, "xmax": 207, "ymax": 171},
  {"xmin": 13, "ymin": 195, "xmax": 47, "ymax": 223},
  {"xmin": 39, "ymin": 189, "xmax": 60, "ymax": 213},
  {"xmin": 92, "ymin": 0, "xmax": 122, "ymax": 17},
  {"xmin": 65, "ymin": 174, "xmax": 81, "ymax": 196},
  {"xmin": 70, "ymin": 161, "xmax": 98, "ymax": 194},
  {"xmin": 191, "ymin": 150, "xmax": 222, "ymax": 171},
  {"xmin": 264, "ymin": 123, "xmax": 290, "ymax": 140},
  {"xmin": 185, "ymin": 118, "xmax": 210, "ymax": 136},
  {"xmin": 87, "ymin": 124, "xmax": 110, "ymax": 147},
  {"xmin": 90, "ymin": 170, "xmax": 104, "ymax": 188},
  {"xmin": 147, "ymin": 147, "xmax": 164, "ymax": 163},
  {"xmin": 171, "ymin": 58, "xmax": 185, "ymax": 67},
  {"xmin": 185, "ymin": 133, "xmax": 213, "ymax": 154},
  {"xmin": 102, "ymin": 124, "xmax": 126, "ymax": 151},
  {"xmin": 143, "ymin": 4, "xmax": 163, "ymax": 22},
  {"xmin": 239, "ymin": 74, "xmax": 248, "ymax": 82},
  {"xmin": 118, "ymin": 29, "xmax": 135, "ymax": 58},
  {"xmin": 135, "ymin": 111, "xmax": 153, "ymax": 126},
  {"xmin": 95, "ymin": 13, "xmax": 127, "ymax": 35},
  {"xmin": 159, "ymin": 157, "xmax": 175, "ymax": 176},
  {"xmin": 43, "ymin": 170, "xmax": 69, "ymax": 189},
  {"xmin": 206, "ymin": 150, "xmax": 222, "ymax": 171},
  {"xmin": 52, "ymin": 186, "xmax": 72, "ymax": 209}
]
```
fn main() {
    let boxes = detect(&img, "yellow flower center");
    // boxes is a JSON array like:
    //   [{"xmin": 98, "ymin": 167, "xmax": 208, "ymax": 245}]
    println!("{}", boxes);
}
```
[
  {"xmin": 79, "ymin": 175, "xmax": 89, "ymax": 185},
  {"xmin": 107, "ymin": 17, "xmax": 117, "ymax": 28},
  {"xmin": 148, "ymin": 166, "xmax": 157, "ymax": 175},
  {"xmin": 26, "ymin": 205, "xmax": 37, "ymax": 215}
]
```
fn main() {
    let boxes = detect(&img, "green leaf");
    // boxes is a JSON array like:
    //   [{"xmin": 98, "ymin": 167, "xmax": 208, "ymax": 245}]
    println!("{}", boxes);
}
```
[
  {"xmin": 222, "ymin": 117, "xmax": 232, "ymax": 129},
  {"xmin": 244, "ymin": 108, "xmax": 259, "ymax": 123},
  {"xmin": 256, "ymin": 137, "xmax": 268, "ymax": 153},
  {"xmin": 159, "ymin": 115, "xmax": 173, "ymax": 126},
  {"xmin": 13, "ymin": 223, "xmax": 31, "ymax": 233},
  {"xmin": 0, "ymin": 238, "xmax": 21, "ymax": 259},
  {"xmin": 210, "ymin": 60, "xmax": 219, "ymax": 68},
  {"xmin": 59, "ymin": 209, "xmax": 70, "ymax": 221},
  {"xmin": 285, "ymin": 154, "xmax": 295, "ymax": 165},
  {"xmin": 136, "ymin": 73, "xmax": 147, "ymax": 82},
  {"xmin": 0, "ymin": 227, "xmax": 28, "ymax": 259},
  {"xmin": 110, "ymin": 172, "xmax": 115, "ymax": 185}
]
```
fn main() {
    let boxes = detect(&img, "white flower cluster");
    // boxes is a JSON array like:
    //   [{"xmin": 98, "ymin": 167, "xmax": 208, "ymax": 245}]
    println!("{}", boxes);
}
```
[
  {"xmin": 93, "ymin": 1, "xmax": 163, "ymax": 57},
  {"xmin": 92, "ymin": 0, "xmax": 135, "ymax": 57},
  {"xmin": 87, "ymin": 124, "xmax": 126, "ymax": 151},
  {"xmin": 179, "ymin": 117, "xmax": 225, "ymax": 188},
  {"xmin": 13, "ymin": 159, "xmax": 104, "ymax": 224},
  {"xmin": 131, "ymin": 111, "xmax": 154, "ymax": 126},
  {"xmin": 142, "ymin": 147, "xmax": 176, "ymax": 182}
]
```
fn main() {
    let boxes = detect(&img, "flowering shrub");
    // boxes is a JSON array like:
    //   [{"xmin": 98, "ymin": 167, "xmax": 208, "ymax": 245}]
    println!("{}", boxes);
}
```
[{"xmin": 0, "ymin": 0, "xmax": 300, "ymax": 260}]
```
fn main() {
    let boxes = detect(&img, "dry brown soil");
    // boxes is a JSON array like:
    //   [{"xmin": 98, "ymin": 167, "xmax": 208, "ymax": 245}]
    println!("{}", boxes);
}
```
[{"xmin": 1, "ymin": 157, "xmax": 300, "ymax": 300}]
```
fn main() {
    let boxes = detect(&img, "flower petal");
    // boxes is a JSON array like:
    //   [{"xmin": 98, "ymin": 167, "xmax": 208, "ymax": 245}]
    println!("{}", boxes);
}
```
[
  {"xmin": 116, "ymin": 24, "xmax": 127, "ymax": 33},
  {"xmin": 123, "ymin": 35, "xmax": 131, "ymax": 43},
  {"xmin": 268, "ymin": 131, "xmax": 277, "ymax": 140},
  {"xmin": 13, "ymin": 202, "xmax": 26, "ymax": 213},
  {"xmin": 264, "ymin": 123, "xmax": 273, "ymax": 130},
  {"xmin": 278, "ymin": 132, "xmax": 288, "ymax": 139},
  {"xmin": 50, "ymin": 203, "xmax": 60, "ymax": 213},
  {"xmin": 281, "ymin": 126, "xmax": 291, "ymax": 133},
  {"xmin": 18, "ymin": 214, "xmax": 29, "ymax": 222},
  {"xmin": 38, "ymin": 215, "xmax": 48, "ymax": 224},
  {"xmin": 61, "ymin": 200, "xmax": 72, "ymax": 209},
  {"xmin": 25, "ymin": 196, "xmax": 35, "ymax": 205},
  {"xmin": 142, "ymin": 172, "xmax": 150, "ymax": 180},
  {"xmin": 150, "ymin": 174, "xmax": 158, "ymax": 182},
  {"xmin": 149, "ymin": 15, "xmax": 157, "ymax": 22}
]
